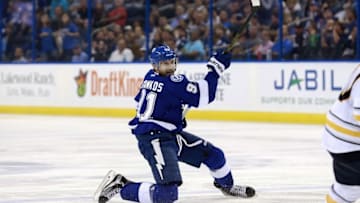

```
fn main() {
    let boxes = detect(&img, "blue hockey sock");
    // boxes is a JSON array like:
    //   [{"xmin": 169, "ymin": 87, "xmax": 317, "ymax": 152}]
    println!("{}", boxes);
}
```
[
  {"xmin": 203, "ymin": 146, "xmax": 226, "ymax": 170},
  {"xmin": 214, "ymin": 172, "xmax": 234, "ymax": 188},
  {"xmin": 120, "ymin": 182, "xmax": 140, "ymax": 202},
  {"xmin": 203, "ymin": 145, "xmax": 233, "ymax": 187}
]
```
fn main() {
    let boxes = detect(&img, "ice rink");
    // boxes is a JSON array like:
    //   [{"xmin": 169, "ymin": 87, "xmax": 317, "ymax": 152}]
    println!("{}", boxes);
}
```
[{"xmin": 0, "ymin": 114, "xmax": 335, "ymax": 203}]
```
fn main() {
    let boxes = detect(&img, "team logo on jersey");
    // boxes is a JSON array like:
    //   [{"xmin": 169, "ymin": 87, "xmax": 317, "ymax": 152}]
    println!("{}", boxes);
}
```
[
  {"xmin": 170, "ymin": 74, "xmax": 184, "ymax": 82},
  {"xmin": 74, "ymin": 69, "xmax": 88, "ymax": 97}
]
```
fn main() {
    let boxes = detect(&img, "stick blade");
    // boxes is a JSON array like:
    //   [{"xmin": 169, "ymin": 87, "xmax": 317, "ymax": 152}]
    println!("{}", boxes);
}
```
[{"xmin": 251, "ymin": 0, "xmax": 261, "ymax": 7}]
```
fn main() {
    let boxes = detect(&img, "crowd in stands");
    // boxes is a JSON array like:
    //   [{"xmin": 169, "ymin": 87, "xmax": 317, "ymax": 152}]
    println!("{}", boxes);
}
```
[{"xmin": 0, "ymin": 0, "xmax": 357, "ymax": 63}]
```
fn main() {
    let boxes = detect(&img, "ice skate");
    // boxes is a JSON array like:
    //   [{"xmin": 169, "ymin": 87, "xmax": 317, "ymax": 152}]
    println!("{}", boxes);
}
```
[
  {"xmin": 94, "ymin": 170, "xmax": 131, "ymax": 203},
  {"xmin": 214, "ymin": 181, "xmax": 256, "ymax": 198}
]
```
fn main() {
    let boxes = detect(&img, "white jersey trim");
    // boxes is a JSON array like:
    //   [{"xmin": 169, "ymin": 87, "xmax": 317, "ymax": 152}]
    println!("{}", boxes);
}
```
[
  {"xmin": 322, "ymin": 127, "xmax": 360, "ymax": 153},
  {"xmin": 129, "ymin": 124, "xmax": 137, "ymax": 129},
  {"xmin": 145, "ymin": 119, "xmax": 177, "ymax": 131},
  {"xmin": 197, "ymin": 79, "xmax": 209, "ymax": 107},
  {"xmin": 354, "ymin": 98, "xmax": 360, "ymax": 109}
]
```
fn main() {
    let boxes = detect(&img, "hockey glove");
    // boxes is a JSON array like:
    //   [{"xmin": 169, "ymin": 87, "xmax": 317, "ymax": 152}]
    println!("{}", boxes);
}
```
[{"xmin": 207, "ymin": 51, "xmax": 232, "ymax": 76}]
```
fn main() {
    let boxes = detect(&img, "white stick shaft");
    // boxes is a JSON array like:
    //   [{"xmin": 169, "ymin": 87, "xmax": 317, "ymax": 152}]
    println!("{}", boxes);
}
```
[
  {"xmin": 182, "ymin": 104, "xmax": 190, "ymax": 118},
  {"xmin": 251, "ymin": 0, "xmax": 261, "ymax": 7}
]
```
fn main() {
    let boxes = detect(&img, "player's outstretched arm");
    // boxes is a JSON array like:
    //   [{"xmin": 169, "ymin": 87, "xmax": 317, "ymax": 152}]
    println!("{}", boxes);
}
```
[
  {"xmin": 205, "ymin": 51, "xmax": 232, "ymax": 103},
  {"xmin": 169, "ymin": 51, "xmax": 231, "ymax": 109}
]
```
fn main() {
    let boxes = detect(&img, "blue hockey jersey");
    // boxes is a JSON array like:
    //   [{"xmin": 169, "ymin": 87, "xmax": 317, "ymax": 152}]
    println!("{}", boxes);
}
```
[{"xmin": 129, "ymin": 68, "xmax": 219, "ymax": 134}]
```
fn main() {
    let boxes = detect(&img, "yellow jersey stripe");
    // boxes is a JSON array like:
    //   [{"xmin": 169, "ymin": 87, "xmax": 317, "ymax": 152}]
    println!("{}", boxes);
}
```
[
  {"xmin": 326, "ymin": 118, "xmax": 360, "ymax": 138},
  {"xmin": 326, "ymin": 194, "xmax": 337, "ymax": 203},
  {"xmin": 354, "ymin": 114, "xmax": 360, "ymax": 121}
]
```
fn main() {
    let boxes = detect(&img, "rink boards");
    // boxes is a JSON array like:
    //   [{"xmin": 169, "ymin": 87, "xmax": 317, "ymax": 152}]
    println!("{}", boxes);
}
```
[{"xmin": 0, "ymin": 62, "xmax": 356, "ymax": 124}]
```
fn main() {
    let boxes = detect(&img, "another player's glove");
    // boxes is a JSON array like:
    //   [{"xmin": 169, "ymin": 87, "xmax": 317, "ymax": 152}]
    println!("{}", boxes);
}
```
[{"xmin": 207, "ymin": 50, "xmax": 232, "ymax": 76}]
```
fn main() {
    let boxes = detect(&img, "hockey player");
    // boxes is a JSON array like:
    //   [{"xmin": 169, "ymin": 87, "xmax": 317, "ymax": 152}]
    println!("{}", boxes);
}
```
[
  {"xmin": 323, "ymin": 65, "xmax": 360, "ymax": 203},
  {"xmin": 94, "ymin": 45, "xmax": 255, "ymax": 203}
]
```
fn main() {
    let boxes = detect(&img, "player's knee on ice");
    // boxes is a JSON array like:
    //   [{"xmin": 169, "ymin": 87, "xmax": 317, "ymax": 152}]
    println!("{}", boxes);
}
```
[{"xmin": 151, "ymin": 184, "xmax": 178, "ymax": 203}]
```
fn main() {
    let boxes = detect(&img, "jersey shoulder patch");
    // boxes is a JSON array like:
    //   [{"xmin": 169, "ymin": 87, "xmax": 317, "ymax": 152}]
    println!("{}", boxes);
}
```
[{"xmin": 170, "ymin": 74, "xmax": 184, "ymax": 82}]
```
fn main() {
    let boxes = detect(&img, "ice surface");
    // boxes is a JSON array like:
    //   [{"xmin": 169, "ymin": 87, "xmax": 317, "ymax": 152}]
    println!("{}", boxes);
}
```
[{"xmin": 0, "ymin": 114, "xmax": 338, "ymax": 203}]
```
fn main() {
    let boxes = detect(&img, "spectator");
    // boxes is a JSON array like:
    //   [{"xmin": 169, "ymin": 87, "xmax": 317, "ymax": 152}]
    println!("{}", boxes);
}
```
[
  {"xmin": 271, "ymin": 25, "xmax": 294, "ymax": 59},
  {"xmin": 104, "ymin": 0, "xmax": 127, "ymax": 26},
  {"xmin": 342, "ymin": 7, "xmax": 357, "ymax": 59},
  {"xmin": 212, "ymin": 25, "xmax": 229, "ymax": 52},
  {"xmin": 244, "ymin": 23, "xmax": 262, "ymax": 59},
  {"xmin": 12, "ymin": 47, "xmax": 28, "ymax": 63},
  {"xmin": 181, "ymin": 28, "xmax": 206, "ymax": 61},
  {"xmin": 293, "ymin": 23, "xmax": 306, "ymax": 60},
  {"xmin": 228, "ymin": 13, "xmax": 243, "ymax": 37},
  {"xmin": 304, "ymin": 21, "xmax": 320, "ymax": 59},
  {"xmin": 332, "ymin": 20, "xmax": 347, "ymax": 58},
  {"xmin": 320, "ymin": 19, "xmax": 346, "ymax": 59},
  {"xmin": 343, "ymin": 35, "xmax": 357, "ymax": 60},
  {"xmin": 305, "ymin": 0, "xmax": 321, "ymax": 25},
  {"xmin": 173, "ymin": 26, "xmax": 187, "ymax": 53},
  {"xmin": 9, "ymin": 0, "xmax": 32, "ymax": 26},
  {"xmin": 5, "ymin": 22, "xmax": 31, "ymax": 61},
  {"xmin": 284, "ymin": 0, "xmax": 302, "ymax": 20},
  {"xmin": 71, "ymin": 45, "xmax": 88, "ymax": 62},
  {"xmin": 164, "ymin": 37, "xmax": 177, "ymax": 52},
  {"xmin": 217, "ymin": 10, "xmax": 231, "ymax": 29},
  {"xmin": 159, "ymin": 15, "xmax": 172, "ymax": 31},
  {"xmin": 92, "ymin": 40, "xmax": 109, "ymax": 62},
  {"xmin": 51, "ymin": 6, "xmax": 64, "ymax": 30},
  {"xmin": 269, "ymin": 13, "xmax": 280, "ymax": 42},
  {"xmin": 104, "ymin": 29, "xmax": 117, "ymax": 55},
  {"xmin": 334, "ymin": 1, "xmax": 352, "ymax": 23},
  {"xmin": 92, "ymin": 1, "xmax": 106, "ymax": 28},
  {"xmin": 169, "ymin": 4, "xmax": 188, "ymax": 29},
  {"xmin": 254, "ymin": 28, "xmax": 274, "ymax": 60},
  {"xmin": 3, "ymin": 0, "xmax": 358, "ymax": 62},
  {"xmin": 50, "ymin": 0, "xmax": 69, "ymax": 19},
  {"xmin": 37, "ymin": 0, "xmax": 51, "ymax": 13},
  {"xmin": 130, "ymin": 24, "xmax": 146, "ymax": 60},
  {"xmin": 150, "ymin": 30, "xmax": 163, "ymax": 50},
  {"xmin": 232, "ymin": 33, "xmax": 249, "ymax": 60},
  {"xmin": 38, "ymin": 13, "xmax": 58, "ymax": 61},
  {"xmin": 108, "ymin": 38, "xmax": 134, "ymax": 62},
  {"xmin": 71, "ymin": 0, "xmax": 90, "ymax": 42},
  {"xmin": 72, "ymin": 0, "xmax": 89, "ymax": 28},
  {"xmin": 133, "ymin": 24, "xmax": 146, "ymax": 50},
  {"xmin": 188, "ymin": 5, "xmax": 208, "ymax": 39},
  {"xmin": 55, "ymin": 12, "xmax": 80, "ymax": 61},
  {"xmin": 227, "ymin": 1, "xmax": 241, "ymax": 16}
]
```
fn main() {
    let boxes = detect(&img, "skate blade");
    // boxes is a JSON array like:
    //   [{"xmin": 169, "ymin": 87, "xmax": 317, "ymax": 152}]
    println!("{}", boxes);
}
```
[{"xmin": 93, "ymin": 170, "xmax": 117, "ymax": 202}]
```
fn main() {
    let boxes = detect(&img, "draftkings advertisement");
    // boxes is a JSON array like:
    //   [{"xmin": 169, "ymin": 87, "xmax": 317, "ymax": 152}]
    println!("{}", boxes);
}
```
[{"xmin": 0, "ymin": 62, "xmax": 356, "ymax": 114}]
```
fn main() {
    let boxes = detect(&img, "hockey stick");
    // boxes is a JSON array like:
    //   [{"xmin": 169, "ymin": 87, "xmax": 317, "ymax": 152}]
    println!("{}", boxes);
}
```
[
  {"xmin": 182, "ymin": 0, "xmax": 260, "ymax": 119},
  {"xmin": 224, "ymin": 0, "xmax": 261, "ymax": 53}
]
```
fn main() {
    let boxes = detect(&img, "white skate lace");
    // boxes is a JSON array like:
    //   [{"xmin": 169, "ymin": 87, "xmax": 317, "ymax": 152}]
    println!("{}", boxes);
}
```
[
  {"xmin": 214, "ymin": 182, "xmax": 255, "ymax": 198},
  {"xmin": 101, "ymin": 175, "xmax": 123, "ymax": 199},
  {"xmin": 103, "ymin": 186, "xmax": 121, "ymax": 199},
  {"xmin": 226, "ymin": 185, "xmax": 247, "ymax": 197}
]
